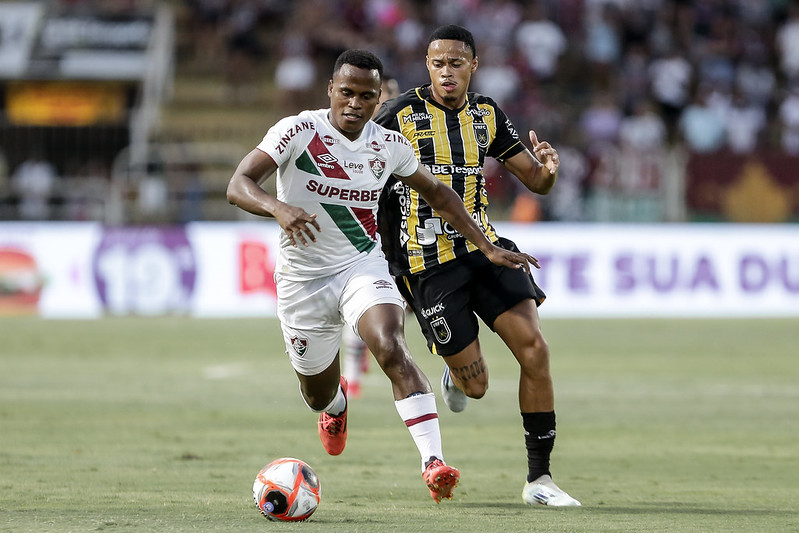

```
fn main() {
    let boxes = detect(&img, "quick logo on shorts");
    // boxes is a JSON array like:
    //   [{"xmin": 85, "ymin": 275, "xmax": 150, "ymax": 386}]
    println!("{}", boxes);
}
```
[
  {"xmin": 421, "ymin": 303, "xmax": 445, "ymax": 318},
  {"xmin": 295, "ymin": 133, "xmax": 350, "ymax": 180},
  {"xmin": 291, "ymin": 336, "xmax": 308, "ymax": 357},
  {"xmin": 320, "ymin": 203, "xmax": 377, "ymax": 254}
]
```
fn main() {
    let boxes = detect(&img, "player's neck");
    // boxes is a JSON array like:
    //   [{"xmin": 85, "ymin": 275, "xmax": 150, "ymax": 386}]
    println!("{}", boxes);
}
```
[{"xmin": 430, "ymin": 90, "xmax": 467, "ymax": 111}]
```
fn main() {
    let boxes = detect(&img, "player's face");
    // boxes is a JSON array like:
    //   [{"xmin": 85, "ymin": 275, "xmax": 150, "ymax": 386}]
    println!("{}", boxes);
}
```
[
  {"xmin": 328, "ymin": 64, "xmax": 382, "ymax": 140},
  {"xmin": 426, "ymin": 39, "xmax": 477, "ymax": 109}
]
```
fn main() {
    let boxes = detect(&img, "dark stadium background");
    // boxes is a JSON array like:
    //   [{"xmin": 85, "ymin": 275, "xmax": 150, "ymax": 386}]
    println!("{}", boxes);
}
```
[{"xmin": 2, "ymin": 0, "xmax": 798, "ymax": 225}]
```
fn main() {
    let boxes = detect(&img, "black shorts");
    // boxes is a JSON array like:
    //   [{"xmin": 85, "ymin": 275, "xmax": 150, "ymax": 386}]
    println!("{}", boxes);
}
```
[{"xmin": 396, "ymin": 237, "xmax": 546, "ymax": 356}]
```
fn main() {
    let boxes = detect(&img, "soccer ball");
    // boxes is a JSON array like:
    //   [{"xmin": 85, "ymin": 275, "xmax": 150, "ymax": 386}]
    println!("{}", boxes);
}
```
[{"xmin": 252, "ymin": 457, "xmax": 321, "ymax": 521}]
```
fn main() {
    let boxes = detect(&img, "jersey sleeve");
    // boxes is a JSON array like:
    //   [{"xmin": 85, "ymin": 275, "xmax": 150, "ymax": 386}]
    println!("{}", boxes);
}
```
[
  {"xmin": 386, "ymin": 133, "xmax": 420, "ymax": 178},
  {"xmin": 486, "ymin": 103, "xmax": 526, "ymax": 163},
  {"xmin": 255, "ymin": 114, "xmax": 307, "ymax": 167}
]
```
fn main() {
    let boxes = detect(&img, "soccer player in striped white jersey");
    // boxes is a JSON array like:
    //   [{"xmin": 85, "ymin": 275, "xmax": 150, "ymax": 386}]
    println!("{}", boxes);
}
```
[
  {"xmin": 374, "ymin": 25, "xmax": 581, "ymax": 507},
  {"xmin": 226, "ymin": 49, "xmax": 537, "ymax": 503}
]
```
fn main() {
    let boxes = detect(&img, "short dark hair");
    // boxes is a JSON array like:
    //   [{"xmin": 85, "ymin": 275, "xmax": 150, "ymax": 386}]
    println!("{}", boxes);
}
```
[
  {"xmin": 427, "ymin": 24, "xmax": 477, "ymax": 58},
  {"xmin": 333, "ymin": 49, "xmax": 384, "ymax": 80}
]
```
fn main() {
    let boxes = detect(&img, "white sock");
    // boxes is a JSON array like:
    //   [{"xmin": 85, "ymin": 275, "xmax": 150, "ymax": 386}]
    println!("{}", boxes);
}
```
[
  {"xmin": 302, "ymin": 382, "xmax": 346, "ymax": 416},
  {"xmin": 394, "ymin": 393, "xmax": 444, "ymax": 471}
]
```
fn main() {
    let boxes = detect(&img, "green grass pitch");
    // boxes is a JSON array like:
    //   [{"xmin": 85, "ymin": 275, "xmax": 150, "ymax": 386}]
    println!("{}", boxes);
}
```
[{"xmin": 1, "ymin": 317, "xmax": 797, "ymax": 532}]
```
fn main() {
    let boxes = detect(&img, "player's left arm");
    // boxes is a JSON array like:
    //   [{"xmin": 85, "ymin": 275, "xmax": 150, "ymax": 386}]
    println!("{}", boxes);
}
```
[
  {"xmin": 502, "ymin": 130, "xmax": 559, "ymax": 195},
  {"xmin": 398, "ymin": 164, "xmax": 539, "ymax": 271}
]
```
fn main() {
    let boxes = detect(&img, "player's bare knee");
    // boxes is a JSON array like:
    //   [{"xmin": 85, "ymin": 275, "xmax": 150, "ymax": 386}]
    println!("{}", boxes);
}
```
[
  {"xmin": 461, "ymin": 380, "xmax": 487, "ymax": 399},
  {"xmin": 366, "ymin": 333, "xmax": 404, "ymax": 365},
  {"xmin": 370, "ymin": 340, "xmax": 420, "ymax": 383},
  {"xmin": 523, "ymin": 334, "xmax": 550, "ymax": 364},
  {"xmin": 451, "ymin": 360, "xmax": 489, "ymax": 398},
  {"xmin": 529, "ymin": 329, "xmax": 549, "ymax": 352},
  {"xmin": 519, "ymin": 345, "xmax": 551, "ymax": 383}
]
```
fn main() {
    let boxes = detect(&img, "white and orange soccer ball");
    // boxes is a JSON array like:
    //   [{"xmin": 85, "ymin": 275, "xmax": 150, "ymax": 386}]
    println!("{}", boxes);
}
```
[{"xmin": 252, "ymin": 457, "xmax": 321, "ymax": 521}]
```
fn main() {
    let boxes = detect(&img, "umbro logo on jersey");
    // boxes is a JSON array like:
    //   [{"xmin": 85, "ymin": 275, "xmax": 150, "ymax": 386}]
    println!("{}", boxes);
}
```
[
  {"xmin": 373, "ymin": 280, "xmax": 393, "ymax": 290},
  {"xmin": 316, "ymin": 153, "xmax": 338, "ymax": 170},
  {"xmin": 317, "ymin": 153, "xmax": 338, "ymax": 164}
]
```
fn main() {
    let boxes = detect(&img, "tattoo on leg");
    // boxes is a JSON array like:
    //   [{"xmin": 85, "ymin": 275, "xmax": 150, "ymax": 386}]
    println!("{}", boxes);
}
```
[{"xmin": 451, "ymin": 357, "xmax": 486, "ymax": 384}]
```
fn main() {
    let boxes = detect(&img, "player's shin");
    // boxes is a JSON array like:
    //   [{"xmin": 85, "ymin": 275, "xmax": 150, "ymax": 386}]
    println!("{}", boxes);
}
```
[{"xmin": 394, "ymin": 392, "xmax": 443, "ymax": 470}]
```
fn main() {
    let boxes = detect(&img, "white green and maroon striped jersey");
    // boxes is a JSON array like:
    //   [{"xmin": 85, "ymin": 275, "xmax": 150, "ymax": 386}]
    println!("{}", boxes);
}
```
[
  {"xmin": 374, "ymin": 85, "xmax": 526, "ymax": 276},
  {"xmin": 256, "ymin": 108, "xmax": 419, "ymax": 280}
]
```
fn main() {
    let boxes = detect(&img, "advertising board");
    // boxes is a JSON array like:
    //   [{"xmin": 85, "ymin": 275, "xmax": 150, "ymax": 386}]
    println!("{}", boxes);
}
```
[{"xmin": 1, "ymin": 222, "xmax": 796, "ymax": 318}]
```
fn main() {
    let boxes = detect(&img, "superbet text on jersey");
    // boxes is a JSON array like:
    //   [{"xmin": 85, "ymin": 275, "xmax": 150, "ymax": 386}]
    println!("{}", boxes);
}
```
[{"xmin": 257, "ymin": 109, "xmax": 419, "ymax": 281}]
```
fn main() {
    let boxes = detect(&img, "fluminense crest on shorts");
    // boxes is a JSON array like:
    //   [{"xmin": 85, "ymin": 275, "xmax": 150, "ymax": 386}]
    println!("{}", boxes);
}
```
[
  {"xmin": 369, "ymin": 157, "xmax": 386, "ymax": 180},
  {"xmin": 291, "ymin": 336, "xmax": 308, "ymax": 357}
]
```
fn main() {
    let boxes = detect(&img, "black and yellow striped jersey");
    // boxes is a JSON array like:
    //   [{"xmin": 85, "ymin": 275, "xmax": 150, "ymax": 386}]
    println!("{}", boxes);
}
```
[{"xmin": 374, "ymin": 84, "xmax": 526, "ymax": 276}]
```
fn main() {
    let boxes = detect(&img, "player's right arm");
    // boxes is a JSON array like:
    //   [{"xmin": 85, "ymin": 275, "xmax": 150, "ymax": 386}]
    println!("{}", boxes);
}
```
[
  {"xmin": 226, "ymin": 148, "xmax": 320, "ymax": 247},
  {"xmin": 398, "ymin": 163, "xmax": 539, "ymax": 272}
]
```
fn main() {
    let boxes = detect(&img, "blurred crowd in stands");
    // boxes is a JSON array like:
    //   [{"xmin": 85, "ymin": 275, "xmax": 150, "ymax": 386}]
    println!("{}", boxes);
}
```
[
  {"xmin": 178, "ymin": 0, "xmax": 799, "ymax": 222},
  {"xmin": 2, "ymin": 0, "xmax": 799, "ymax": 223}
]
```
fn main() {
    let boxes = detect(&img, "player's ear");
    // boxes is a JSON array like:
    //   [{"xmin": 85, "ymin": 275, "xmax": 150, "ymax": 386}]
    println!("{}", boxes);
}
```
[
  {"xmin": 471, "ymin": 56, "xmax": 478, "ymax": 73},
  {"xmin": 327, "ymin": 79, "xmax": 333, "ymax": 98}
]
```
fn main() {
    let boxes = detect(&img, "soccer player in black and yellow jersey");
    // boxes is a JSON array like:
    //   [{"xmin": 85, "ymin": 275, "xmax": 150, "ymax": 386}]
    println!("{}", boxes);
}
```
[{"xmin": 374, "ymin": 25, "xmax": 580, "ymax": 507}]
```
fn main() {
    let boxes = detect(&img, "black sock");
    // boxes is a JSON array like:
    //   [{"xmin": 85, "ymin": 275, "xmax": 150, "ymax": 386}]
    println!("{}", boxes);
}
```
[{"xmin": 521, "ymin": 411, "xmax": 556, "ymax": 483}]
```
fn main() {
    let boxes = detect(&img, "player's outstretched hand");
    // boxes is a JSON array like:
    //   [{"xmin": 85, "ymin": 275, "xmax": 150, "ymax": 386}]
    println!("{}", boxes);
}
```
[
  {"xmin": 274, "ymin": 206, "xmax": 321, "ymax": 247},
  {"xmin": 484, "ymin": 245, "xmax": 540, "ymax": 273},
  {"xmin": 530, "ymin": 130, "xmax": 559, "ymax": 176}
]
